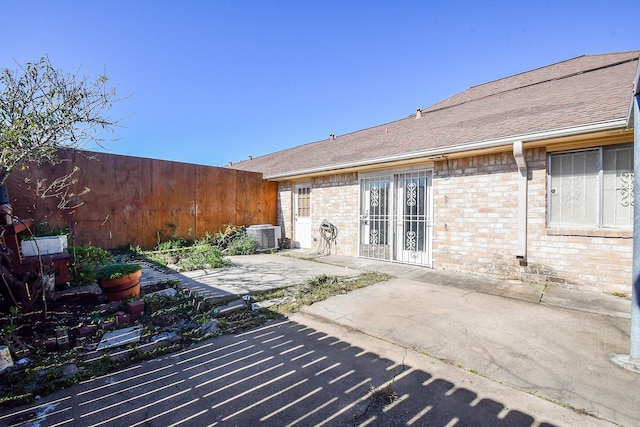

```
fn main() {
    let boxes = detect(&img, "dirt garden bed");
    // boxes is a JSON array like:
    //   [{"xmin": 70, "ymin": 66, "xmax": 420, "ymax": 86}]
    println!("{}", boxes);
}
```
[
  {"xmin": 0, "ymin": 257, "xmax": 390, "ymax": 407},
  {"xmin": 0, "ymin": 275, "xmax": 275, "ymax": 406}
]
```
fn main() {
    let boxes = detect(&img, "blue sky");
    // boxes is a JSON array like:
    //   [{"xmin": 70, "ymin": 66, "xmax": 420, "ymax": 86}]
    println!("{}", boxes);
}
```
[{"xmin": 1, "ymin": 1, "xmax": 638, "ymax": 167}]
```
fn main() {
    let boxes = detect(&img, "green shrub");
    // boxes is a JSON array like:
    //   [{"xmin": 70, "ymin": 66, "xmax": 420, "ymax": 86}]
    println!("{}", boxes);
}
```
[
  {"xmin": 95, "ymin": 263, "xmax": 142, "ymax": 281},
  {"xmin": 226, "ymin": 232, "xmax": 257, "ymax": 255},
  {"xmin": 177, "ymin": 245, "xmax": 228, "ymax": 270},
  {"xmin": 32, "ymin": 222, "xmax": 70, "ymax": 238},
  {"xmin": 69, "ymin": 245, "xmax": 114, "ymax": 285},
  {"xmin": 156, "ymin": 239, "xmax": 191, "ymax": 251},
  {"xmin": 210, "ymin": 225, "xmax": 246, "ymax": 249}
]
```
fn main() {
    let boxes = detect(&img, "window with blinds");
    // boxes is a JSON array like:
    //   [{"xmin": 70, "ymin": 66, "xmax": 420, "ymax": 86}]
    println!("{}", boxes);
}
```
[{"xmin": 548, "ymin": 143, "xmax": 633, "ymax": 228}]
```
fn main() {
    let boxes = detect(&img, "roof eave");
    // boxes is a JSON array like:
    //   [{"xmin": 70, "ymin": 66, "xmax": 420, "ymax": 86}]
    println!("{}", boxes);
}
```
[{"xmin": 264, "ymin": 119, "xmax": 629, "ymax": 180}]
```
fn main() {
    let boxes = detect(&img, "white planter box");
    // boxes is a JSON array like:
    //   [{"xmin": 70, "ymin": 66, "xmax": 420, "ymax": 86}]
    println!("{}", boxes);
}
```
[{"xmin": 21, "ymin": 235, "xmax": 68, "ymax": 257}]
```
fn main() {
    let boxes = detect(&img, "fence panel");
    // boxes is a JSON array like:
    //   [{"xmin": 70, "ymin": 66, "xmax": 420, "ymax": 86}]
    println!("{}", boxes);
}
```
[{"xmin": 5, "ymin": 149, "xmax": 277, "ymax": 250}]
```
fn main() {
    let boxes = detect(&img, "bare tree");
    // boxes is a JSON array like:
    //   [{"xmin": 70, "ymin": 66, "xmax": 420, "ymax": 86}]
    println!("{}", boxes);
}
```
[
  {"xmin": 0, "ymin": 57, "xmax": 123, "ymax": 311},
  {"xmin": 0, "ymin": 56, "xmax": 122, "ymax": 185}
]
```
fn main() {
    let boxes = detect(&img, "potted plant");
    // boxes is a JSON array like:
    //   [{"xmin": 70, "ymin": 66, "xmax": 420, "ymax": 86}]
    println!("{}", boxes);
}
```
[
  {"xmin": 69, "ymin": 245, "xmax": 114, "ymax": 285},
  {"xmin": 96, "ymin": 263, "xmax": 143, "ymax": 301}
]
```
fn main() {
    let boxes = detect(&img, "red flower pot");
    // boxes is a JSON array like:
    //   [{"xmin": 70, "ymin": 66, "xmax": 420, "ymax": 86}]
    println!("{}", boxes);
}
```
[{"xmin": 99, "ymin": 270, "xmax": 142, "ymax": 301}]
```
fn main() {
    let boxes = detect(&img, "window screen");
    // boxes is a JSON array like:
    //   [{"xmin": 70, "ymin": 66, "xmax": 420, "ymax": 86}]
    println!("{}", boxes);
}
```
[{"xmin": 548, "ymin": 144, "xmax": 633, "ymax": 228}]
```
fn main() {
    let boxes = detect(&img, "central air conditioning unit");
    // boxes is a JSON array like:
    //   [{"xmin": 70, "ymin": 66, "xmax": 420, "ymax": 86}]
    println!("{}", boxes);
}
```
[{"xmin": 246, "ymin": 224, "xmax": 281, "ymax": 251}]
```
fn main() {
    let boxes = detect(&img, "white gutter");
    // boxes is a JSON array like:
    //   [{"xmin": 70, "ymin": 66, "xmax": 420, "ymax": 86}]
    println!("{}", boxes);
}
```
[
  {"xmin": 512, "ymin": 140, "xmax": 527, "ymax": 263},
  {"xmin": 265, "ymin": 119, "xmax": 627, "ymax": 180}
]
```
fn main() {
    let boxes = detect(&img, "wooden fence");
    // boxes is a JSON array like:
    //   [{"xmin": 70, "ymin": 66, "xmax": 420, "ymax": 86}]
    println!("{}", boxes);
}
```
[{"xmin": 5, "ymin": 149, "xmax": 277, "ymax": 250}]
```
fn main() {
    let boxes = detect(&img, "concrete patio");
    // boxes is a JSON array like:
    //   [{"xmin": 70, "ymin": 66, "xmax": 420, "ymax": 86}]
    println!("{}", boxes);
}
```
[{"xmin": 1, "ymin": 251, "xmax": 637, "ymax": 426}]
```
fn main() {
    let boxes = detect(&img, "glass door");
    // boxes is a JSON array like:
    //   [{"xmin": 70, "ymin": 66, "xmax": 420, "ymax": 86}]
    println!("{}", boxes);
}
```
[
  {"xmin": 359, "ymin": 177, "xmax": 391, "ymax": 260},
  {"xmin": 395, "ymin": 171, "xmax": 432, "ymax": 265},
  {"xmin": 359, "ymin": 170, "xmax": 432, "ymax": 265}
]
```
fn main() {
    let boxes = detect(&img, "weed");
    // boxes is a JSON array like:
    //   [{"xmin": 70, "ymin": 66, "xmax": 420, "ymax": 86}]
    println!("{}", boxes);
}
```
[
  {"xmin": 69, "ymin": 245, "xmax": 114, "ymax": 285},
  {"xmin": 353, "ymin": 381, "xmax": 399, "ymax": 424},
  {"xmin": 368, "ymin": 383, "xmax": 399, "ymax": 406},
  {"xmin": 251, "ymin": 288, "xmax": 286, "ymax": 302},
  {"xmin": 225, "ymin": 232, "xmax": 257, "ymax": 255},
  {"xmin": 0, "ymin": 262, "xmax": 390, "ymax": 407},
  {"xmin": 210, "ymin": 225, "xmax": 246, "ymax": 249},
  {"xmin": 177, "ymin": 245, "xmax": 228, "ymax": 270},
  {"xmin": 127, "ymin": 344, "xmax": 144, "ymax": 360},
  {"xmin": 156, "ymin": 238, "xmax": 191, "ymax": 251},
  {"xmin": 31, "ymin": 222, "xmax": 70, "ymax": 238},
  {"xmin": 133, "ymin": 225, "xmax": 258, "ymax": 271},
  {"xmin": 269, "ymin": 272, "xmax": 391, "ymax": 314}
]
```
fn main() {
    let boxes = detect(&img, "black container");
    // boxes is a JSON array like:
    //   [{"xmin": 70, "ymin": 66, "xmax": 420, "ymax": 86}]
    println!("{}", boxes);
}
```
[{"xmin": 0, "ymin": 185, "xmax": 8, "ymax": 205}]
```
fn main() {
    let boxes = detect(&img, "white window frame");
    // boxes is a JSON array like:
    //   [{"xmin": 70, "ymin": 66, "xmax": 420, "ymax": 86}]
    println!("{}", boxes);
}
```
[{"xmin": 547, "ymin": 143, "xmax": 633, "ymax": 229}]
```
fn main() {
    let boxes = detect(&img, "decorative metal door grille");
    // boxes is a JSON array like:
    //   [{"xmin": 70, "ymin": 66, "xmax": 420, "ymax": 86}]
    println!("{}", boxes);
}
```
[
  {"xmin": 359, "ymin": 177, "xmax": 391, "ymax": 260},
  {"xmin": 396, "ymin": 171, "xmax": 432, "ymax": 265},
  {"xmin": 359, "ymin": 170, "xmax": 432, "ymax": 266}
]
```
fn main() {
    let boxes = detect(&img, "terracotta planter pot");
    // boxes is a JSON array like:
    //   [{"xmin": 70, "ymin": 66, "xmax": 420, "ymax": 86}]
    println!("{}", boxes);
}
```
[{"xmin": 99, "ymin": 270, "xmax": 142, "ymax": 301}]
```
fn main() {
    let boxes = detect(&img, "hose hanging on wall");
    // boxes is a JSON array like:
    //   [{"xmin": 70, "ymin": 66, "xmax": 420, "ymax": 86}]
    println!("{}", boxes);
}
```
[{"xmin": 316, "ymin": 219, "xmax": 338, "ymax": 255}]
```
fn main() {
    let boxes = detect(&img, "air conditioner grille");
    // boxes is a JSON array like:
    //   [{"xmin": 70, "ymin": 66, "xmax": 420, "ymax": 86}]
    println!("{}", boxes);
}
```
[{"xmin": 246, "ymin": 225, "xmax": 281, "ymax": 251}]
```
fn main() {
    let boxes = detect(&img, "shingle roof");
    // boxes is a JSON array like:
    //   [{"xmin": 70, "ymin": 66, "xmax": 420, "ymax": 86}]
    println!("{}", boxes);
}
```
[{"xmin": 230, "ymin": 51, "xmax": 639, "ymax": 177}]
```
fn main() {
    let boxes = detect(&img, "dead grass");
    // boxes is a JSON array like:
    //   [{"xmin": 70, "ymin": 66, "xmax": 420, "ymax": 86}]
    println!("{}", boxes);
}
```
[
  {"xmin": 254, "ymin": 272, "xmax": 392, "ymax": 314},
  {"xmin": 368, "ymin": 383, "xmax": 399, "ymax": 406}
]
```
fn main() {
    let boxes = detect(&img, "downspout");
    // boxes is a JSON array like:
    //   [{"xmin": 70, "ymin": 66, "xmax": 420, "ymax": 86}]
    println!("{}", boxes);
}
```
[
  {"xmin": 610, "ymin": 55, "xmax": 640, "ymax": 371},
  {"xmin": 512, "ymin": 141, "xmax": 527, "ymax": 264},
  {"xmin": 632, "ymin": 88, "xmax": 640, "ymax": 362}
]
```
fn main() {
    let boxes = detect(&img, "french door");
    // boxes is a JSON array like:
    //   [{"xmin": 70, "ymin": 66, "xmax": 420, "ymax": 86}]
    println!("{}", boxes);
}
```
[
  {"xmin": 359, "ymin": 177, "xmax": 391, "ymax": 260},
  {"xmin": 359, "ymin": 170, "xmax": 432, "ymax": 266}
]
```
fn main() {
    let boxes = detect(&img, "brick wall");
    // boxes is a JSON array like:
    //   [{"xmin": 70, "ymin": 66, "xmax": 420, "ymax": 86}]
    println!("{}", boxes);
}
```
[
  {"xmin": 277, "ymin": 148, "xmax": 632, "ymax": 294},
  {"xmin": 524, "ymin": 148, "xmax": 632, "ymax": 294},
  {"xmin": 277, "ymin": 175, "xmax": 360, "ymax": 255},
  {"xmin": 310, "ymin": 173, "xmax": 359, "ymax": 256},
  {"xmin": 433, "ymin": 148, "xmax": 632, "ymax": 293},
  {"xmin": 433, "ymin": 151, "xmax": 520, "ymax": 277}
]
